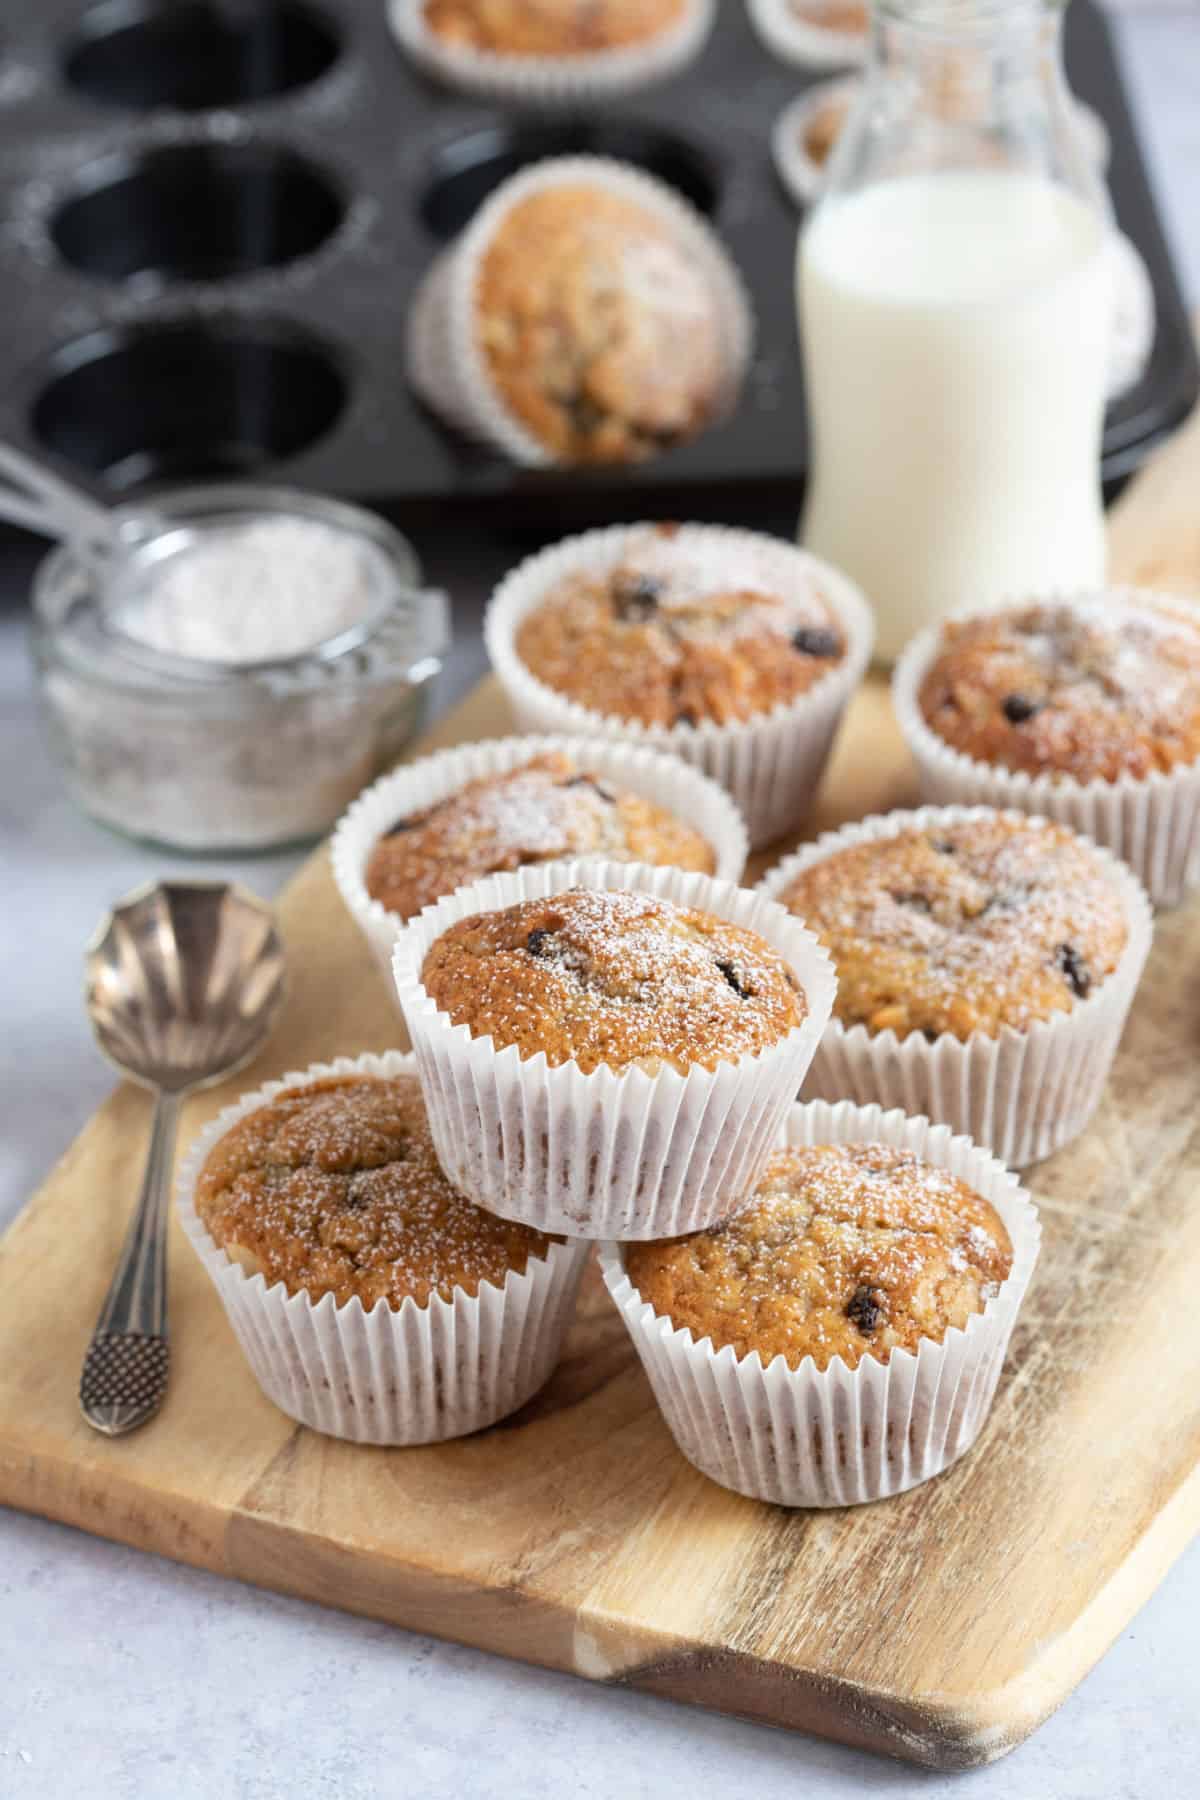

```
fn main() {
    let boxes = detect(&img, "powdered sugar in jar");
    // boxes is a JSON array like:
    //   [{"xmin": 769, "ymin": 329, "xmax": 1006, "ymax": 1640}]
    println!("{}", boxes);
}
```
[{"xmin": 31, "ymin": 484, "xmax": 448, "ymax": 852}]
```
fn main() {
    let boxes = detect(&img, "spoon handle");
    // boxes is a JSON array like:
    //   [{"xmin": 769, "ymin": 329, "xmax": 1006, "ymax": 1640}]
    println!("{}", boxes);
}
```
[
  {"xmin": 79, "ymin": 1089, "xmax": 180, "ymax": 1437},
  {"xmin": 0, "ymin": 442, "xmax": 115, "ymax": 562}
]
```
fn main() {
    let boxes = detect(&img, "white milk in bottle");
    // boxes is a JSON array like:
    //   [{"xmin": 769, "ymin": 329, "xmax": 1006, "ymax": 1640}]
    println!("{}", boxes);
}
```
[{"xmin": 798, "ymin": 2, "xmax": 1114, "ymax": 663}]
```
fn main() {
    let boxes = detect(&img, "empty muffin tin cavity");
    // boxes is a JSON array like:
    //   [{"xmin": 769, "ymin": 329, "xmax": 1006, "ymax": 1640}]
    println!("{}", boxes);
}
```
[
  {"xmin": 62, "ymin": 0, "xmax": 342, "ymax": 112},
  {"xmin": 420, "ymin": 121, "xmax": 722, "ymax": 241},
  {"xmin": 31, "ymin": 320, "xmax": 347, "ymax": 487},
  {"xmin": 49, "ymin": 143, "xmax": 346, "ymax": 283}
]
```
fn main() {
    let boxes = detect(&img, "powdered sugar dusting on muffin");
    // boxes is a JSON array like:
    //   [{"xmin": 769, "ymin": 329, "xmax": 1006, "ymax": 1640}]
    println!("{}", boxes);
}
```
[
  {"xmin": 420, "ymin": 885, "xmax": 808, "ymax": 1073},
  {"xmin": 779, "ymin": 814, "xmax": 1128, "ymax": 1039},
  {"xmin": 195, "ymin": 1075, "xmax": 561, "ymax": 1308}
]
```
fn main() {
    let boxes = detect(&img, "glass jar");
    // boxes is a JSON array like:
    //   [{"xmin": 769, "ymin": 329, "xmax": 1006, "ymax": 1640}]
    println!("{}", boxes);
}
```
[
  {"xmin": 798, "ymin": 0, "xmax": 1114, "ymax": 663},
  {"xmin": 30, "ymin": 484, "xmax": 448, "ymax": 853}
]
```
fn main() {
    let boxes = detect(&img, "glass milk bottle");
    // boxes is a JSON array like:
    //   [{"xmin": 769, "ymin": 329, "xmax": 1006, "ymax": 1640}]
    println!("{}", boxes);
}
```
[{"xmin": 798, "ymin": 0, "xmax": 1113, "ymax": 663}]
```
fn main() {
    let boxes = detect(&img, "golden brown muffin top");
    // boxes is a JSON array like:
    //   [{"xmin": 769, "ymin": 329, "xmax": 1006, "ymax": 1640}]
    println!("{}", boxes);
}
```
[
  {"xmin": 420, "ymin": 886, "xmax": 807, "ymax": 1074},
  {"xmin": 776, "ymin": 814, "xmax": 1128, "ymax": 1041},
  {"xmin": 514, "ymin": 525, "xmax": 844, "ymax": 729},
  {"xmin": 365, "ymin": 752, "xmax": 715, "ymax": 920},
  {"xmin": 625, "ymin": 1140, "xmax": 1013, "ymax": 1372},
  {"xmin": 476, "ymin": 186, "xmax": 727, "ymax": 465},
  {"xmin": 804, "ymin": 91, "xmax": 850, "ymax": 166},
  {"xmin": 423, "ymin": 0, "xmax": 687, "ymax": 54},
  {"xmin": 790, "ymin": 0, "xmax": 868, "ymax": 34},
  {"xmin": 195, "ymin": 1075, "xmax": 560, "ymax": 1309},
  {"xmin": 918, "ymin": 598, "xmax": 1200, "ymax": 784}
]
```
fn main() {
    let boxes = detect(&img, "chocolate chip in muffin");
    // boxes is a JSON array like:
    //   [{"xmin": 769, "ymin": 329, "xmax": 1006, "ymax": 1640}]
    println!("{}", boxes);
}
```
[
  {"xmin": 526, "ymin": 928, "xmax": 553, "ymax": 958},
  {"xmin": 715, "ymin": 957, "xmax": 753, "ymax": 999},
  {"xmin": 383, "ymin": 808, "xmax": 432, "ymax": 837},
  {"xmin": 892, "ymin": 891, "xmax": 932, "ymax": 914},
  {"xmin": 612, "ymin": 572, "xmax": 663, "ymax": 622},
  {"xmin": 1057, "ymin": 942, "xmax": 1092, "ymax": 1000},
  {"xmin": 846, "ymin": 1284, "xmax": 884, "ymax": 1334},
  {"xmin": 560, "ymin": 773, "xmax": 615, "ymax": 802},
  {"xmin": 792, "ymin": 625, "xmax": 841, "ymax": 659},
  {"xmin": 931, "ymin": 838, "xmax": 957, "ymax": 856},
  {"xmin": 1001, "ymin": 693, "xmax": 1044, "ymax": 725}
]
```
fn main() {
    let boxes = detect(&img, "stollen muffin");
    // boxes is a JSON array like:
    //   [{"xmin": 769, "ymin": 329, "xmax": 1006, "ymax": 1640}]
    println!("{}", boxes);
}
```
[
  {"xmin": 177, "ymin": 1052, "xmax": 588, "ymax": 1443},
  {"xmin": 600, "ymin": 1098, "xmax": 1040, "ymax": 1506},
  {"xmin": 392, "ymin": 858, "xmax": 836, "ymax": 1237},
  {"xmin": 773, "ymin": 812, "xmax": 1129, "ymax": 1041},
  {"xmin": 364, "ymin": 752, "xmax": 716, "ymax": 921},
  {"xmin": 759, "ymin": 805, "xmax": 1152, "ymax": 1166},
  {"xmin": 391, "ymin": 0, "xmax": 713, "ymax": 99},
  {"xmin": 331, "ymin": 733, "xmax": 748, "ymax": 998},
  {"xmin": 625, "ymin": 1140, "xmax": 1013, "ymax": 1372},
  {"xmin": 406, "ymin": 158, "xmax": 751, "ymax": 470},
  {"xmin": 195, "ymin": 1072, "xmax": 564, "ymax": 1308},
  {"xmin": 773, "ymin": 76, "xmax": 1109, "ymax": 210},
  {"xmin": 421, "ymin": 0, "xmax": 692, "ymax": 56},
  {"xmin": 894, "ymin": 595, "xmax": 1200, "ymax": 905},
  {"xmin": 748, "ymin": 0, "xmax": 868, "ymax": 70},
  {"xmin": 513, "ymin": 524, "xmax": 846, "ymax": 729},
  {"xmin": 419, "ymin": 885, "xmax": 807, "ymax": 1074},
  {"xmin": 486, "ymin": 522, "xmax": 874, "ymax": 848},
  {"xmin": 916, "ymin": 598, "xmax": 1200, "ymax": 785}
]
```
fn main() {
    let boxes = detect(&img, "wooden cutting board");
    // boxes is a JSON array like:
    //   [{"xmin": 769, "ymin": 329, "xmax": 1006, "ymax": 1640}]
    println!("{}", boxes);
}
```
[{"xmin": 4, "ymin": 404, "xmax": 1200, "ymax": 1770}]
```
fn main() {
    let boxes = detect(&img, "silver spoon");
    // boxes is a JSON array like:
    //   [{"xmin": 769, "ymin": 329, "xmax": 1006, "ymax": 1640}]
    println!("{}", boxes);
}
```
[
  {"xmin": 0, "ymin": 441, "xmax": 158, "ymax": 593},
  {"xmin": 80, "ymin": 880, "xmax": 287, "ymax": 1436}
]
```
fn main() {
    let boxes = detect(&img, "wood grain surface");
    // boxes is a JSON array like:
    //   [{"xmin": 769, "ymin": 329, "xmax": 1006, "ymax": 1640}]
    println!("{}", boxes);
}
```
[{"xmin": 3, "ymin": 414, "xmax": 1200, "ymax": 1769}]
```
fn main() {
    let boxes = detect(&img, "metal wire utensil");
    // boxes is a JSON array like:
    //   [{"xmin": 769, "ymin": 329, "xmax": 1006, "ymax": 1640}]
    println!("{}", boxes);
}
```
[{"xmin": 80, "ymin": 880, "xmax": 286, "ymax": 1435}]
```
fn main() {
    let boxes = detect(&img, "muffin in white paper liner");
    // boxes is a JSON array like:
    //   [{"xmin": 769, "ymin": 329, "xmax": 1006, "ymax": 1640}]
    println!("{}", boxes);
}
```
[
  {"xmin": 758, "ymin": 804, "xmax": 1153, "ymax": 1167},
  {"xmin": 599, "ymin": 1098, "xmax": 1040, "ymax": 1508},
  {"xmin": 748, "ymin": 0, "xmax": 868, "ymax": 70},
  {"xmin": 388, "ymin": 0, "xmax": 714, "ymax": 103},
  {"xmin": 406, "ymin": 156, "xmax": 754, "ymax": 469},
  {"xmin": 392, "ymin": 858, "xmax": 837, "ymax": 1238},
  {"xmin": 772, "ymin": 76, "xmax": 1111, "ymax": 211},
  {"xmin": 893, "ymin": 597, "xmax": 1200, "ymax": 908},
  {"xmin": 771, "ymin": 76, "xmax": 859, "ymax": 208},
  {"xmin": 484, "ymin": 522, "xmax": 874, "ymax": 849},
  {"xmin": 176, "ymin": 1051, "xmax": 589, "ymax": 1444},
  {"xmin": 331, "ymin": 733, "xmax": 749, "ymax": 998}
]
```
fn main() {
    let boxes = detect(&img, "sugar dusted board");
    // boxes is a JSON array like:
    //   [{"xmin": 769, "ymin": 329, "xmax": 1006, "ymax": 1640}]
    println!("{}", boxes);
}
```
[{"xmin": 4, "ymin": 408, "xmax": 1200, "ymax": 1768}]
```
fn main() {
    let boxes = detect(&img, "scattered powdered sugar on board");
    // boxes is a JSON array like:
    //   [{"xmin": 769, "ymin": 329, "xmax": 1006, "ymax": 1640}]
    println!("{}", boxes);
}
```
[{"xmin": 118, "ymin": 518, "xmax": 389, "ymax": 664}]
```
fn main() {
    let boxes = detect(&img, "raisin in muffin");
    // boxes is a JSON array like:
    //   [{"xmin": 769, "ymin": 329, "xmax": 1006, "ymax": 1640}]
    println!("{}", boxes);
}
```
[
  {"xmin": 365, "ymin": 752, "xmax": 715, "ymax": 920},
  {"xmin": 195, "ymin": 1073, "xmax": 561, "ymax": 1309},
  {"xmin": 774, "ymin": 813, "xmax": 1128, "ymax": 1041},
  {"xmin": 419, "ymin": 885, "xmax": 807, "ymax": 1074},
  {"xmin": 473, "ymin": 183, "xmax": 730, "ymax": 464},
  {"xmin": 917, "ymin": 598, "xmax": 1200, "ymax": 784},
  {"xmin": 422, "ymin": 0, "xmax": 690, "ymax": 55},
  {"xmin": 625, "ymin": 1139, "xmax": 1013, "ymax": 1371},
  {"xmin": 514, "ymin": 523, "xmax": 845, "ymax": 729}
]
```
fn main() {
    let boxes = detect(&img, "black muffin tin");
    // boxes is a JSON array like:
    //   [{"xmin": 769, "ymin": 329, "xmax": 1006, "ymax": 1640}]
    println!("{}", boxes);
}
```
[{"xmin": 0, "ymin": 0, "xmax": 1193, "ymax": 524}]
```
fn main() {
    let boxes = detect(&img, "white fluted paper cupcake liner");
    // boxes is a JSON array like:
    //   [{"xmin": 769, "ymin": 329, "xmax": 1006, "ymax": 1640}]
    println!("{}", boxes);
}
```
[
  {"xmin": 407, "ymin": 156, "xmax": 754, "ymax": 468},
  {"xmin": 599, "ymin": 1098, "xmax": 1040, "ymax": 1507},
  {"xmin": 484, "ymin": 522, "xmax": 874, "ymax": 849},
  {"xmin": 176, "ymin": 1051, "xmax": 588, "ymax": 1444},
  {"xmin": 758, "ymin": 804, "xmax": 1153, "ymax": 1167},
  {"xmin": 331, "ymin": 733, "xmax": 750, "ymax": 999},
  {"xmin": 893, "ymin": 596, "xmax": 1200, "ymax": 908},
  {"xmin": 392, "ymin": 859, "xmax": 837, "ymax": 1237},
  {"xmin": 388, "ymin": 0, "xmax": 714, "ymax": 103},
  {"xmin": 771, "ymin": 76, "xmax": 859, "ymax": 208},
  {"xmin": 748, "ymin": 0, "xmax": 868, "ymax": 70},
  {"xmin": 772, "ymin": 76, "xmax": 1110, "ymax": 212}
]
